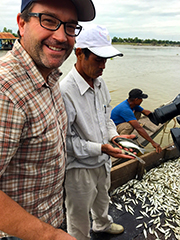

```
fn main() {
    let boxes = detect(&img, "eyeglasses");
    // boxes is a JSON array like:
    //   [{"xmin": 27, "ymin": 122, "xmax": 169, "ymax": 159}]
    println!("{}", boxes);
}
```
[{"xmin": 28, "ymin": 13, "xmax": 82, "ymax": 37}]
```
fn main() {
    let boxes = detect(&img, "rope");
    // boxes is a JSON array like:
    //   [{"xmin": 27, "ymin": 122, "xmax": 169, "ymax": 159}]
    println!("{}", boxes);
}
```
[
  {"xmin": 136, "ymin": 118, "xmax": 177, "ymax": 149},
  {"xmin": 159, "ymin": 118, "xmax": 176, "ymax": 145}
]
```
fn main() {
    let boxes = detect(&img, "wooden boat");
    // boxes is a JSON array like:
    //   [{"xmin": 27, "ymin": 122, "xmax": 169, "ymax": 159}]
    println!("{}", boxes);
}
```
[
  {"xmin": 110, "ymin": 143, "xmax": 179, "ymax": 191},
  {"xmin": 110, "ymin": 115, "xmax": 179, "ymax": 190}
]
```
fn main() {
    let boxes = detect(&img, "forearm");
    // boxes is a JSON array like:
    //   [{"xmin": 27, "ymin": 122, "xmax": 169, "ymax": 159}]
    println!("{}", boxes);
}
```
[
  {"xmin": 134, "ymin": 125, "xmax": 162, "ymax": 153},
  {"xmin": 129, "ymin": 120, "xmax": 155, "ymax": 144},
  {"xmin": 136, "ymin": 127, "xmax": 155, "ymax": 144},
  {"xmin": 0, "ymin": 191, "xmax": 73, "ymax": 240},
  {"xmin": 67, "ymin": 135, "xmax": 101, "ymax": 158},
  {"xmin": 142, "ymin": 109, "xmax": 151, "ymax": 116}
]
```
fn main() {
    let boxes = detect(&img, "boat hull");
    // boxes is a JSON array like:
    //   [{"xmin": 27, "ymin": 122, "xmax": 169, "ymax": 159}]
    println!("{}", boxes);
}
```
[{"xmin": 110, "ymin": 144, "xmax": 179, "ymax": 191}]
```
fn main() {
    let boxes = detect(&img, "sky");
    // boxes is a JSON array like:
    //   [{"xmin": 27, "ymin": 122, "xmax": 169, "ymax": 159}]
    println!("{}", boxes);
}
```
[{"xmin": 0, "ymin": 0, "xmax": 180, "ymax": 41}]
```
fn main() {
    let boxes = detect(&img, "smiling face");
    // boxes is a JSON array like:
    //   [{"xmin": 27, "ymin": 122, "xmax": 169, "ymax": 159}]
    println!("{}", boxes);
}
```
[{"xmin": 17, "ymin": 0, "xmax": 77, "ymax": 79}]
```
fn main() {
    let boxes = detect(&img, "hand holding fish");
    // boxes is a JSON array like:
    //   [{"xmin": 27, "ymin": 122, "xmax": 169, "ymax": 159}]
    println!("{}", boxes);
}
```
[
  {"xmin": 111, "ymin": 134, "xmax": 136, "ymax": 152},
  {"xmin": 101, "ymin": 143, "xmax": 135, "ymax": 159},
  {"xmin": 110, "ymin": 135, "xmax": 146, "ymax": 164}
]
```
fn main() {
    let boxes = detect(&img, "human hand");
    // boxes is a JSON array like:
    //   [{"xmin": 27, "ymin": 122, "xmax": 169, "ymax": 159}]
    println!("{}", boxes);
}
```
[
  {"xmin": 151, "ymin": 142, "xmax": 162, "ymax": 153},
  {"xmin": 111, "ymin": 134, "xmax": 137, "ymax": 152},
  {"xmin": 101, "ymin": 143, "xmax": 135, "ymax": 159}
]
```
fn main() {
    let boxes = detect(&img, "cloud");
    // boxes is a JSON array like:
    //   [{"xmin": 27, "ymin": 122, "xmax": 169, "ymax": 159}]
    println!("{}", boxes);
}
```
[
  {"xmin": 81, "ymin": 0, "xmax": 180, "ymax": 41},
  {"xmin": 0, "ymin": 0, "xmax": 180, "ymax": 41},
  {"xmin": 0, "ymin": 0, "xmax": 20, "ymax": 33}
]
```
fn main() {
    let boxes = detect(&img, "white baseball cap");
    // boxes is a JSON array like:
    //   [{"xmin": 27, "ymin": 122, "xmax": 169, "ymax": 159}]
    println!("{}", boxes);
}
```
[{"xmin": 75, "ymin": 25, "xmax": 123, "ymax": 58}]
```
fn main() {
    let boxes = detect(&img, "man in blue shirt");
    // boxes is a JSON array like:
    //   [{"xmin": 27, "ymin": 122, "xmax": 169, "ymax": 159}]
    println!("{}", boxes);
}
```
[{"xmin": 111, "ymin": 88, "xmax": 162, "ymax": 153}]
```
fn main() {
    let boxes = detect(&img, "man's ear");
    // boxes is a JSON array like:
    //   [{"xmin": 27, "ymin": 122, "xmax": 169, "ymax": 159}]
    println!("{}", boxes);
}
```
[
  {"xmin": 17, "ymin": 13, "xmax": 26, "ymax": 38},
  {"xmin": 75, "ymin": 48, "xmax": 84, "ymax": 59}
]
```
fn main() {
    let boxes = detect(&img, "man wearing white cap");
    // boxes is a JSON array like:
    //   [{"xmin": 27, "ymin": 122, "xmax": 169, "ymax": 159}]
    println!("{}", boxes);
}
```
[
  {"xmin": 60, "ymin": 25, "xmax": 135, "ymax": 240},
  {"xmin": 0, "ymin": 0, "xmax": 95, "ymax": 239}
]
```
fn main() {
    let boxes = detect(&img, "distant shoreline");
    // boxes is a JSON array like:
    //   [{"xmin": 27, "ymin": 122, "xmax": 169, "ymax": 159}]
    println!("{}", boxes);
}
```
[{"xmin": 112, "ymin": 42, "xmax": 180, "ymax": 47}]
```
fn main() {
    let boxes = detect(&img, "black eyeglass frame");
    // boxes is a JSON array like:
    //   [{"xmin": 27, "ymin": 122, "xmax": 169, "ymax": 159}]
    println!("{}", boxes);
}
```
[{"xmin": 28, "ymin": 12, "xmax": 82, "ymax": 37}]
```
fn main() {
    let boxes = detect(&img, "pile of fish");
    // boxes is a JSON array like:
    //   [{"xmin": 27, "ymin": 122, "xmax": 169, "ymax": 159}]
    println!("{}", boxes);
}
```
[{"xmin": 111, "ymin": 157, "xmax": 180, "ymax": 239}]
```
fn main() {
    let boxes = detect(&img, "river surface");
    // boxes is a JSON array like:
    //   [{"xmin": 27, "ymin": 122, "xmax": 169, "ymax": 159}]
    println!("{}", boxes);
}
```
[
  {"xmin": 1, "ymin": 45, "xmax": 180, "ymax": 148},
  {"xmin": 60, "ymin": 44, "xmax": 180, "ymax": 149}
]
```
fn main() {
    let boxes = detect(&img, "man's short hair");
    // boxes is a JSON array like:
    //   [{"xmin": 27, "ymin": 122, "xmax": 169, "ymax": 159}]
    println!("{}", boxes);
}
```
[
  {"xmin": 74, "ymin": 48, "xmax": 92, "ymax": 59},
  {"xmin": 18, "ymin": 3, "xmax": 35, "ymax": 38}
]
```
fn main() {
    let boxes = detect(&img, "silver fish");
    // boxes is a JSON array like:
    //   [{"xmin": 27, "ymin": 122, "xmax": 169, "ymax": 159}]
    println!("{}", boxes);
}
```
[
  {"xmin": 110, "ymin": 157, "xmax": 180, "ymax": 240},
  {"xmin": 121, "ymin": 149, "xmax": 145, "ymax": 165},
  {"xmin": 115, "ymin": 137, "xmax": 145, "ymax": 154}
]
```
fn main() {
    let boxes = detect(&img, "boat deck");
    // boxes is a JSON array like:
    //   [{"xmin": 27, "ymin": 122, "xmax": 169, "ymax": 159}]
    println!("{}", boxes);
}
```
[
  {"xmin": 61, "ymin": 199, "xmax": 176, "ymax": 239},
  {"xmin": 90, "ymin": 202, "xmax": 173, "ymax": 240},
  {"xmin": 91, "ymin": 204, "xmax": 169, "ymax": 240}
]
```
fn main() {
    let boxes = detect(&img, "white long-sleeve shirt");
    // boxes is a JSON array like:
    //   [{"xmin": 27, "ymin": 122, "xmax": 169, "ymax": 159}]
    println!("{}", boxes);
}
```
[{"xmin": 60, "ymin": 66, "xmax": 118, "ymax": 173}]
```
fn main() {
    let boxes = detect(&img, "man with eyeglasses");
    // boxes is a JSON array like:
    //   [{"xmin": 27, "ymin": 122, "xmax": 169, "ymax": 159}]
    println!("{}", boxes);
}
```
[{"xmin": 0, "ymin": 0, "xmax": 95, "ymax": 239}]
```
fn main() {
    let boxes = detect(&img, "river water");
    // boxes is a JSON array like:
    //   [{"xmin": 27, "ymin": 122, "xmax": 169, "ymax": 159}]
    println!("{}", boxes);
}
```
[{"xmin": 1, "ymin": 45, "xmax": 180, "ymax": 148}]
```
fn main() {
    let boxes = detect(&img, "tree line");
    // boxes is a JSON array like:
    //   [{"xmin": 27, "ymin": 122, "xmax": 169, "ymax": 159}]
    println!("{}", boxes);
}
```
[
  {"xmin": 112, "ymin": 36, "xmax": 180, "ymax": 46},
  {"xmin": 2, "ymin": 27, "xmax": 18, "ymax": 37},
  {"xmin": 1, "ymin": 27, "xmax": 180, "ymax": 46}
]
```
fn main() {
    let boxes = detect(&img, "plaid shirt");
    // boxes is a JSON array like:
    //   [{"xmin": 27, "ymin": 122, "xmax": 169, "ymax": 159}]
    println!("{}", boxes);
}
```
[{"xmin": 0, "ymin": 40, "xmax": 67, "ymax": 237}]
